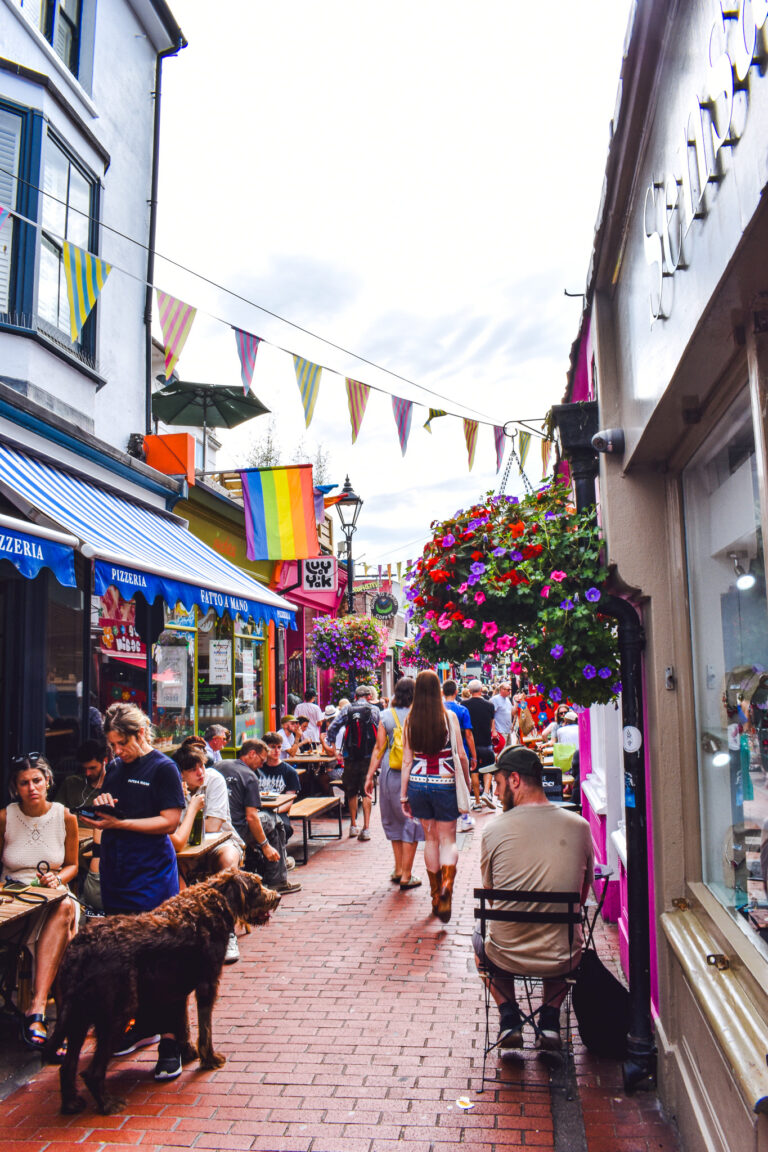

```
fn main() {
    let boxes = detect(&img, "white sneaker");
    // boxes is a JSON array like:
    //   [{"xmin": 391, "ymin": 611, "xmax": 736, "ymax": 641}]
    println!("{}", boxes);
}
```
[
  {"xmin": 224, "ymin": 933, "xmax": 240, "ymax": 964},
  {"xmin": 286, "ymin": 855, "xmax": 296, "ymax": 870},
  {"xmin": 349, "ymin": 823, "xmax": 360, "ymax": 837},
  {"xmin": 481, "ymin": 793, "xmax": 497, "ymax": 810},
  {"xmin": 458, "ymin": 814, "xmax": 475, "ymax": 832}
]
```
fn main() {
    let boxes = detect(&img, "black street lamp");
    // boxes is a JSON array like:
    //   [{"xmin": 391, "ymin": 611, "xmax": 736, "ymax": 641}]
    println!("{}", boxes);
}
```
[{"xmin": 335, "ymin": 475, "xmax": 363, "ymax": 615}]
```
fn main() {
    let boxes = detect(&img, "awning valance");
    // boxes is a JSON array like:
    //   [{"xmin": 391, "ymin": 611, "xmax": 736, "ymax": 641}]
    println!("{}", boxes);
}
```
[
  {"xmin": 0, "ymin": 444, "xmax": 296, "ymax": 629},
  {"xmin": 0, "ymin": 512, "xmax": 77, "ymax": 588}
]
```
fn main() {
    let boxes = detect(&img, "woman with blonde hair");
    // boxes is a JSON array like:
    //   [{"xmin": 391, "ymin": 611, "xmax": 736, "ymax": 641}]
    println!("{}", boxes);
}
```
[{"xmin": 401, "ymin": 670, "xmax": 469, "ymax": 922}]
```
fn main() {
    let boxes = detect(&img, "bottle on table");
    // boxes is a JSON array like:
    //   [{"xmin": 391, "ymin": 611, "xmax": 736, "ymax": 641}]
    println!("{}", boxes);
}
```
[{"xmin": 188, "ymin": 788, "xmax": 206, "ymax": 847}]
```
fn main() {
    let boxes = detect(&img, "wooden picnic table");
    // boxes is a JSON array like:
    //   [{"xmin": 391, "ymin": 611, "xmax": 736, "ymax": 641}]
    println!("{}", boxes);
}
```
[{"xmin": 0, "ymin": 886, "xmax": 67, "ymax": 1015}]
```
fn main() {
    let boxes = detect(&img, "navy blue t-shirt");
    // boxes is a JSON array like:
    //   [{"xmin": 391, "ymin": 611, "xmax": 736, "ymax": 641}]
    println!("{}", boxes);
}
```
[{"xmin": 100, "ymin": 749, "xmax": 185, "ymax": 914}]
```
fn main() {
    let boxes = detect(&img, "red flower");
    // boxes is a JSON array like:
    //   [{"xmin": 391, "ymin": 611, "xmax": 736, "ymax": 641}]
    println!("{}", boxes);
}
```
[
  {"xmin": 431, "ymin": 570, "xmax": 449, "ymax": 583},
  {"xmin": 451, "ymin": 611, "xmax": 464, "ymax": 621},
  {"xmin": 509, "ymin": 521, "xmax": 525, "ymax": 538},
  {"xmin": 444, "ymin": 600, "xmax": 456, "ymax": 610},
  {"xmin": 471, "ymin": 550, "xmax": 484, "ymax": 561},
  {"xmin": 522, "ymin": 544, "xmax": 543, "ymax": 559}
]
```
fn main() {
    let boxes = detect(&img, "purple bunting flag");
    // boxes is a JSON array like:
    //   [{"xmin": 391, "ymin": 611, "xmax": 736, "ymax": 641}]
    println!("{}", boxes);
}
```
[
  {"xmin": 391, "ymin": 396, "xmax": 413, "ymax": 456},
  {"xmin": 494, "ymin": 425, "xmax": 506, "ymax": 473},
  {"xmin": 233, "ymin": 328, "xmax": 262, "ymax": 394}
]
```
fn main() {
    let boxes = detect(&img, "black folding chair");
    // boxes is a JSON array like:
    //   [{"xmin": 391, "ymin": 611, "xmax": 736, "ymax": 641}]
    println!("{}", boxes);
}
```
[{"xmin": 474, "ymin": 886, "xmax": 582, "ymax": 1093}]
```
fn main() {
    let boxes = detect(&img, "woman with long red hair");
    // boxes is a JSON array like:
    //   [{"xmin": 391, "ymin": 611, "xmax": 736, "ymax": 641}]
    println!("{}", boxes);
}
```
[{"xmin": 400, "ymin": 670, "xmax": 470, "ymax": 921}]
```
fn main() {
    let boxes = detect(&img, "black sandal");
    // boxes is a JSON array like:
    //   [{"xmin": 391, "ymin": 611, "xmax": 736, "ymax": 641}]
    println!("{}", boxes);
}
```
[{"xmin": 22, "ymin": 1013, "xmax": 47, "ymax": 1049}]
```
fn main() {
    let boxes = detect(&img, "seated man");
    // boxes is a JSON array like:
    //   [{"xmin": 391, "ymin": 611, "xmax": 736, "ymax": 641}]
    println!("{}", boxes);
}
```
[
  {"xmin": 171, "ymin": 748, "xmax": 245, "ymax": 962},
  {"xmin": 54, "ymin": 739, "xmax": 110, "ymax": 818},
  {"xmin": 278, "ymin": 716, "xmax": 300, "ymax": 760},
  {"xmin": 296, "ymin": 717, "xmax": 314, "ymax": 753},
  {"xmin": 212, "ymin": 739, "xmax": 300, "ymax": 895},
  {"xmin": 474, "ymin": 746, "xmax": 593, "ymax": 1051},
  {"xmin": 260, "ymin": 734, "xmax": 301, "ymax": 840}
]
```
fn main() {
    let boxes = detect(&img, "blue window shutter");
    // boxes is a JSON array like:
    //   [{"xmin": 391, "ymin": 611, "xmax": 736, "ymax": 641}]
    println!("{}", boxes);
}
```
[{"xmin": 0, "ymin": 110, "xmax": 21, "ymax": 315}]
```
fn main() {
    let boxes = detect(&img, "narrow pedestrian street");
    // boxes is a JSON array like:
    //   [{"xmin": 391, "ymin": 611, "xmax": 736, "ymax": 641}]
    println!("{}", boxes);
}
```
[{"xmin": 0, "ymin": 815, "xmax": 680, "ymax": 1152}]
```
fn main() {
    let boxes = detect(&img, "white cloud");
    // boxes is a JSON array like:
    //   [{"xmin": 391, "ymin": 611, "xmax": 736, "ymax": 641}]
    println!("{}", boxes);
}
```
[{"xmin": 156, "ymin": 0, "xmax": 631, "ymax": 566}]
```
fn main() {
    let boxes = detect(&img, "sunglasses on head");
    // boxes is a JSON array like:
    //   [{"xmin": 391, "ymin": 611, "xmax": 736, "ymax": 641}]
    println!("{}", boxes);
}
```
[{"xmin": 10, "ymin": 752, "xmax": 42, "ymax": 767}]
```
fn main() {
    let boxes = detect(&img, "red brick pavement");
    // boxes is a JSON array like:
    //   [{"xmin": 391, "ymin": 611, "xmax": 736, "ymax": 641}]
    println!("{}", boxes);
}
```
[{"xmin": 0, "ymin": 810, "xmax": 681, "ymax": 1151}]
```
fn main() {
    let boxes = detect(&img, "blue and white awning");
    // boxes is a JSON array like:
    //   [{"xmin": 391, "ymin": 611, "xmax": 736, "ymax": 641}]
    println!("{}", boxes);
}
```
[
  {"xmin": 0, "ymin": 512, "xmax": 77, "ymax": 588},
  {"xmin": 0, "ymin": 443, "xmax": 296, "ymax": 629}
]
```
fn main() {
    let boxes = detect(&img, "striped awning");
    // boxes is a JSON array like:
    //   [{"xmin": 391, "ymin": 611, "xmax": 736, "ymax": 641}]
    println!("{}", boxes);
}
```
[{"xmin": 0, "ymin": 442, "xmax": 296, "ymax": 628}]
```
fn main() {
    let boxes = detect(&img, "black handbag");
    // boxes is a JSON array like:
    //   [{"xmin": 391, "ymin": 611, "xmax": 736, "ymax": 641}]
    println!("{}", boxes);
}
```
[{"xmin": 572, "ymin": 948, "xmax": 630, "ymax": 1059}]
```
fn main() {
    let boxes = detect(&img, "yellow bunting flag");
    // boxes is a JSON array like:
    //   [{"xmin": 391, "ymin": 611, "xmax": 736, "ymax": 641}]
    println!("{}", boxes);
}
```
[
  {"xmin": 424, "ymin": 408, "xmax": 447, "ymax": 432},
  {"xmin": 156, "ymin": 290, "xmax": 197, "ymax": 378},
  {"xmin": 63, "ymin": 241, "xmax": 112, "ymax": 343},
  {"xmin": 463, "ymin": 419, "xmax": 479, "ymax": 471},
  {"xmin": 345, "ymin": 378, "xmax": 370, "ymax": 443},
  {"xmin": 293, "ymin": 356, "xmax": 322, "ymax": 427},
  {"xmin": 518, "ymin": 431, "xmax": 531, "ymax": 472},
  {"xmin": 397, "ymin": 561, "xmax": 402, "ymax": 583}
]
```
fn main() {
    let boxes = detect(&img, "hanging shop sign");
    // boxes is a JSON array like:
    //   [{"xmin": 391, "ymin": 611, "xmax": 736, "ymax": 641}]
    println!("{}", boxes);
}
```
[
  {"xmin": 301, "ymin": 557, "xmax": 337, "ymax": 593},
  {"xmin": 371, "ymin": 592, "xmax": 399, "ymax": 621},
  {"xmin": 643, "ymin": 0, "xmax": 768, "ymax": 323}
]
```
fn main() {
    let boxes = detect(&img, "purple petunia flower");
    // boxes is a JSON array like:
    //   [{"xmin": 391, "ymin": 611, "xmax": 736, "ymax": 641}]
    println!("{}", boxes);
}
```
[
  {"xmin": 583, "ymin": 665, "xmax": 596, "ymax": 679},
  {"xmin": 612, "ymin": 682, "xmax": 622, "ymax": 695},
  {"xmin": 549, "ymin": 687, "xmax": 562, "ymax": 702},
  {"xmin": 544, "ymin": 511, "xmax": 558, "ymax": 520},
  {"xmin": 585, "ymin": 587, "xmax": 601, "ymax": 603},
  {"xmin": 441, "ymin": 534, "xmax": 456, "ymax": 548},
  {"xmin": 597, "ymin": 667, "xmax": 612, "ymax": 679},
  {"xmin": 492, "ymin": 547, "xmax": 506, "ymax": 557},
  {"xmin": 470, "ymin": 561, "xmax": 486, "ymax": 575},
  {"xmin": 560, "ymin": 599, "xmax": 574, "ymax": 611},
  {"xmin": 509, "ymin": 550, "xmax": 523, "ymax": 562},
  {"xmin": 550, "ymin": 644, "xmax": 564, "ymax": 659},
  {"xmin": 467, "ymin": 573, "xmax": 480, "ymax": 586}
]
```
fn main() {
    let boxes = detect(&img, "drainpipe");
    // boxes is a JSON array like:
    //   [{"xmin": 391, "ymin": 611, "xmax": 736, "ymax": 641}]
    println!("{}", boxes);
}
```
[
  {"xmin": 552, "ymin": 400, "xmax": 657, "ymax": 1091},
  {"xmin": 145, "ymin": 31, "xmax": 187, "ymax": 435}
]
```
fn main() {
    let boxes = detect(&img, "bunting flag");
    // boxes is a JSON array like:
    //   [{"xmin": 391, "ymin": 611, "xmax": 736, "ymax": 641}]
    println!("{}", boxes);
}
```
[
  {"xmin": 0, "ymin": 205, "xmax": 9, "ymax": 232},
  {"xmin": 392, "ymin": 396, "xmax": 413, "ymax": 455},
  {"xmin": 378, "ymin": 564, "xmax": 383, "ymax": 581},
  {"xmin": 494, "ymin": 426, "xmax": 506, "ymax": 473},
  {"xmin": 240, "ymin": 465, "xmax": 320, "ymax": 561},
  {"xmin": 345, "ymin": 378, "xmax": 371, "ymax": 443},
  {"xmin": 463, "ymin": 419, "xmax": 479, "ymax": 471},
  {"xmin": 233, "ymin": 328, "xmax": 262, "ymax": 394},
  {"xmin": 293, "ymin": 356, "xmax": 322, "ymax": 426},
  {"xmin": 541, "ymin": 437, "xmax": 552, "ymax": 479},
  {"xmin": 518, "ymin": 431, "xmax": 532, "ymax": 472},
  {"xmin": 424, "ymin": 408, "xmax": 447, "ymax": 432},
  {"xmin": 62, "ymin": 241, "xmax": 112, "ymax": 343},
  {"xmin": 387, "ymin": 563, "xmax": 392, "ymax": 580},
  {"xmin": 397, "ymin": 561, "xmax": 402, "ymax": 583},
  {"xmin": 156, "ymin": 290, "xmax": 197, "ymax": 378}
]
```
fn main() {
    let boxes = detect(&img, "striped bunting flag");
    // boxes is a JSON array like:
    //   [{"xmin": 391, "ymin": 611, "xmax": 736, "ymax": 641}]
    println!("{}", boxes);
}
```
[
  {"xmin": 0, "ymin": 205, "xmax": 9, "ymax": 232},
  {"xmin": 424, "ymin": 408, "xmax": 447, "ymax": 433},
  {"xmin": 157, "ymin": 290, "xmax": 197, "ymax": 378},
  {"xmin": 463, "ymin": 419, "xmax": 479, "ymax": 471},
  {"xmin": 392, "ymin": 396, "xmax": 413, "ymax": 456},
  {"xmin": 293, "ymin": 356, "xmax": 322, "ymax": 427},
  {"xmin": 62, "ymin": 241, "xmax": 112, "ymax": 343},
  {"xmin": 233, "ymin": 328, "xmax": 262, "ymax": 394},
  {"xmin": 541, "ymin": 437, "xmax": 552, "ymax": 479},
  {"xmin": 494, "ymin": 426, "xmax": 506, "ymax": 473},
  {"xmin": 345, "ymin": 378, "xmax": 370, "ymax": 443},
  {"xmin": 397, "ymin": 561, "xmax": 402, "ymax": 583},
  {"xmin": 518, "ymin": 431, "xmax": 531, "ymax": 472}
]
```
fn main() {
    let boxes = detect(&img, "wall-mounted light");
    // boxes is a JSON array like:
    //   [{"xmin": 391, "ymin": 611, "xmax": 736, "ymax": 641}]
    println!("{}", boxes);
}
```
[{"xmin": 729, "ymin": 552, "xmax": 756, "ymax": 591}]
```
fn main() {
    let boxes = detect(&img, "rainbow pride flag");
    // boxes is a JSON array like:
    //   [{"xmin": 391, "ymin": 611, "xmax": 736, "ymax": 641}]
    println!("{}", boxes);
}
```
[{"xmin": 240, "ymin": 464, "xmax": 320, "ymax": 561}]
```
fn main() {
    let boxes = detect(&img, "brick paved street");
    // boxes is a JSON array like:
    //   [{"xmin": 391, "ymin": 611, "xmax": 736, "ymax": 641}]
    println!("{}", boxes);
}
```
[{"xmin": 0, "ymin": 812, "xmax": 681, "ymax": 1151}]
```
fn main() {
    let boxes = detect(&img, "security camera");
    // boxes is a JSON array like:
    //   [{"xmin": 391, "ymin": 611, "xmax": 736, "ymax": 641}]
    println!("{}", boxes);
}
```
[{"xmin": 591, "ymin": 428, "xmax": 625, "ymax": 454}]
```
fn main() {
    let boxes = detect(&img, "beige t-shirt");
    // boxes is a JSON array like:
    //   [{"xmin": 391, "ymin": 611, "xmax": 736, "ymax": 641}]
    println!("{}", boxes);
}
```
[{"xmin": 480, "ymin": 803, "xmax": 594, "ymax": 976}]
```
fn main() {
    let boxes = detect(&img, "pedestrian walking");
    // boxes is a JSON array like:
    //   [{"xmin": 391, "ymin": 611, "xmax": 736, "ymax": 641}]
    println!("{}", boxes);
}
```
[
  {"xmin": 490, "ymin": 682, "xmax": 514, "ymax": 745},
  {"xmin": 400, "ymin": 670, "xmax": 470, "ymax": 922},
  {"xmin": 365, "ymin": 677, "xmax": 424, "ymax": 889}
]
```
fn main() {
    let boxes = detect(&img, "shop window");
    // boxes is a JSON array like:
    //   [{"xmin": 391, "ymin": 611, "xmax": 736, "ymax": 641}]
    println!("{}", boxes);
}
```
[
  {"xmin": 197, "ymin": 610, "xmax": 234, "ymax": 742},
  {"xmin": 0, "ymin": 100, "xmax": 40, "ymax": 324},
  {"xmin": 234, "ymin": 615, "xmax": 265, "ymax": 746},
  {"xmin": 683, "ymin": 390, "xmax": 768, "ymax": 955},
  {"xmin": 152, "ymin": 604, "xmax": 196, "ymax": 754},
  {"xmin": 90, "ymin": 588, "xmax": 147, "ymax": 730},
  {"xmin": 45, "ymin": 575, "xmax": 83, "ymax": 772}
]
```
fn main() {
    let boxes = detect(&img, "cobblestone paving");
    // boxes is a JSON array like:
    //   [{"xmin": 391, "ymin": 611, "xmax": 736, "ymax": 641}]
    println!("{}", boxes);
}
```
[{"xmin": 0, "ymin": 809, "xmax": 681, "ymax": 1151}]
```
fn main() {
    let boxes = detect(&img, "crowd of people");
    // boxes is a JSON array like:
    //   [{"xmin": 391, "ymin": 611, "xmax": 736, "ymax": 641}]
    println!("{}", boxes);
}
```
[{"xmin": 0, "ymin": 669, "xmax": 591, "ymax": 1078}]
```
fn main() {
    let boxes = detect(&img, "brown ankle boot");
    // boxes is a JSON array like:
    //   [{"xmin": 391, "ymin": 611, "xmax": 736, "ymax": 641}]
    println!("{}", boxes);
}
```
[
  {"xmin": 435, "ymin": 864, "xmax": 457, "ymax": 923},
  {"xmin": 427, "ymin": 869, "xmax": 442, "ymax": 913}
]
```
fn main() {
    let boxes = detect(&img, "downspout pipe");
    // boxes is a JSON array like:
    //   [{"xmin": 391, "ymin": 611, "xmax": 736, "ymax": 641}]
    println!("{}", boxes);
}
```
[{"xmin": 145, "ymin": 33, "xmax": 187, "ymax": 435}]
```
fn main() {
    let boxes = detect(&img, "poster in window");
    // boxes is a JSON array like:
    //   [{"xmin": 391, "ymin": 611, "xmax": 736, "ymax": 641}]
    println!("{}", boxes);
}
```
[
  {"xmin": 242, "ymin": 648, "xmax": 254, "ymax": 700},
  {"xmin": 210, "ymin": 639, "xmax": 232, "ymax": 686},
  {"xmin": 156, "ymin": 645, "xmax": 188, "ymax": 709}
]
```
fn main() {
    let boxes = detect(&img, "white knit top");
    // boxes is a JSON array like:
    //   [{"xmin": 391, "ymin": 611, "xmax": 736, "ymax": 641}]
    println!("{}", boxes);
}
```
[{"xmin": 3, "ymin": 802, "xmax": 67, "ymax": 884}]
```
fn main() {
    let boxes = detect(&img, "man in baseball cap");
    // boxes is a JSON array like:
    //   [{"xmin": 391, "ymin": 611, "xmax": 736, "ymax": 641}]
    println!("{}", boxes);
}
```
[{"xmin": 474, "ymin": 745, "xmax": 593, "ymax": 1052}]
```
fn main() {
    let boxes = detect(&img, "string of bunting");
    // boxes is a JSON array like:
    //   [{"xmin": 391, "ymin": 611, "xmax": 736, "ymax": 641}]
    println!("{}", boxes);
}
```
[{"xmin": 0, "ymin": 202, "xmax": 552, "ymax": 477}]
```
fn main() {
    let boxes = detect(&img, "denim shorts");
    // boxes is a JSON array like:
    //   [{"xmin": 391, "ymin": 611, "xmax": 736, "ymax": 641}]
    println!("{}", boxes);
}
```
[{"xmin": 407, "ymin": 777, "xmax": 459, "ymax": 822}]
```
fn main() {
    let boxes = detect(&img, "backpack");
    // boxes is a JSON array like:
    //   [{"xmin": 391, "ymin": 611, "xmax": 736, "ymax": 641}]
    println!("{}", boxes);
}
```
[
  {"xmin": 572, "ymin": 948, "xmax": 630, "ymax": 1059},
  {"xmin": 343, "ymin": 703, "xmax": 377, "ymax": 760},
  {"xmin": 389, "ymin": 710, "xmax": 404, "ymax": 769}
]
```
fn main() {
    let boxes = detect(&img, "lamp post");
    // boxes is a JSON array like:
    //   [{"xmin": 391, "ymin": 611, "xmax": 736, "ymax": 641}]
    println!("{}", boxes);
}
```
[{"xmin": 335, "ymin": 475, "xmax": 363, "ymax": 615}]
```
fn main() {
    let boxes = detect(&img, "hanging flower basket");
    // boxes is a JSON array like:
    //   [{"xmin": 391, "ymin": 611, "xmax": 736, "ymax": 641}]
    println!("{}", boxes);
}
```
[
  {"xmin": 404, "ymin": 479, "xmax": 620, "ymax": 706},
  {"xmin": 308, "ymin": 615, "xmax": 388, "ymax": 672}
]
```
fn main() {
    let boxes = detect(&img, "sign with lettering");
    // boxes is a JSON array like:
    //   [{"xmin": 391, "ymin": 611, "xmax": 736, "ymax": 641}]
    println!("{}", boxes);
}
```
[
  {"xmin": 302, "ymin": 557, "xmax": 337, "ymax": 593},
  {"xmin": 209, "ymin": 639, "xmax": 232, "ymax": 686},
  {"xmin": 0, "ymin": 526, "xmax": 76, "ymax": 588}
]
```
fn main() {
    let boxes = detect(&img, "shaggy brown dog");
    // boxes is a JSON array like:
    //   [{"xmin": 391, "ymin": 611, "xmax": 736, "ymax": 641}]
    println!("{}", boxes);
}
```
[{"xmin": 44, "ymin": 868, "xmax": 280, "ymax": 1115}]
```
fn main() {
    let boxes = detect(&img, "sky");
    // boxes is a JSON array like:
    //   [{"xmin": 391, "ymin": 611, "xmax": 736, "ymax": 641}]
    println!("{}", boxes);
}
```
[{"xmin": 154, "ymin": 1, "xmax": 632, "ymax": 576}]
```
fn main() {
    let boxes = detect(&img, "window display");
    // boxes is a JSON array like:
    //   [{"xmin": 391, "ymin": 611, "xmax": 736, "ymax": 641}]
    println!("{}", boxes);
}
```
[
  {"xmin": 683, "ymin": 390, "xmax": 768, "ymax": 955},
  {"xmin": 197, "ymin": 610, "xmax": 234, "ymax": 738},
  {"xmin": 90, "ymin": 589, "xmax": 147, "ymax": 728},
  {"xmin": 234, "ymin": 615, "xmax": 265, "ymax": 745},
  {"xmin": 152, "ymin": 605, "xmax": 196, "ymax": 753}
]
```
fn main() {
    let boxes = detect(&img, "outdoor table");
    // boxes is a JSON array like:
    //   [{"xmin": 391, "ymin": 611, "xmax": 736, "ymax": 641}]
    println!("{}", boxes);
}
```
[
  {"xmin": 285, "ymin": 754, "xmax": 339, "ymax": 798},
  {"xmin": 0, "ymin": 886, "xmax": 67, "ymax": 1015},
  {"xmin": 260, "ymin": 793, "xmax": 294, "ymax": 811},
  {"xmin": 176, "ymin": 831, "xmax": 231, "ymax": 861}
]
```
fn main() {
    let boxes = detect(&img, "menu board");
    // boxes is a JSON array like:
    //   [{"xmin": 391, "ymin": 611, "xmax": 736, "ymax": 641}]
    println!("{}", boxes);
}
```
[
  {"xmin": 241, "ymin": 648, "xmax": 254, "ymax": 700},
  {"xmin": 209, "ymin": 639, "xmax": 232, "ymax": 686}
]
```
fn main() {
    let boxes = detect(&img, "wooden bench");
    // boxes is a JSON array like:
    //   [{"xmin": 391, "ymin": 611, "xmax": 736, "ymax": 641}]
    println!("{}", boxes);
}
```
[{"xmin": 288, "ymin": 795, "xmax": 343, "ymax": 865}]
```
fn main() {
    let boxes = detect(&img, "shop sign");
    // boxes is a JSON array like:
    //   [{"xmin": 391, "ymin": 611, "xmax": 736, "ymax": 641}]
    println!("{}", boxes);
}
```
[
  {"xmin": 302, "ymin": 557, "xmax": 337, "ymax": 592},
  {"xmin": 99, "ymin": 590, "xmax": 146, "ymax": 660},
  {"xmin": 643, "ymin": 0, "xmax": 768, "ymax": 322},
  {"xmin": 371, "ymin": 592, "xmax": 399, "ymax": 621}
]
